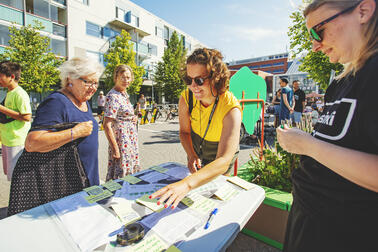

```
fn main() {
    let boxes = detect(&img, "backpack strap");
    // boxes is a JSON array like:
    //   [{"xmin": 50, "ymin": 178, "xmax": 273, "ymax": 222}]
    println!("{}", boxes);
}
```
[{"xmin": 188, "ymin": 89, "xmax": 193, "ymax": 114}]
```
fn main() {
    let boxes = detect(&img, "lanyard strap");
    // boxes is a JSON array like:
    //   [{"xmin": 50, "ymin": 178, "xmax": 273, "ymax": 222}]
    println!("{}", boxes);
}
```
[{"xmin": 199, "ymin": 96, "xmax": 219, "ymax": 156}]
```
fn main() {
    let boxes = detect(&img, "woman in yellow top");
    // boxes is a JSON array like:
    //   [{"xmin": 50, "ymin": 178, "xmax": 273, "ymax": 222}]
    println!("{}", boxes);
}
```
[{"xmin": 150, "ymin": 48, "xmax": 242, "ymax": 209}]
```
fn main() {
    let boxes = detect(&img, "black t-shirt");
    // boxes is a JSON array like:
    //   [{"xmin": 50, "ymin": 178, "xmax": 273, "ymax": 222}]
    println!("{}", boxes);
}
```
[
  {"xmin": 292, "ymin": 53, "xmax": 378, "ymax": 218},
  {"xmin": 293, "ymin": 89, "xmax": 306, "ymax": 112}
]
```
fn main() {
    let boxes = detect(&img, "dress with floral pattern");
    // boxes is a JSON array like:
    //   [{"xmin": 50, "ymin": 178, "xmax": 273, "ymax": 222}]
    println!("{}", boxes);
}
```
[{"xmin": 104, "ymin": 89, "xmax": 140, "ymax": 180}]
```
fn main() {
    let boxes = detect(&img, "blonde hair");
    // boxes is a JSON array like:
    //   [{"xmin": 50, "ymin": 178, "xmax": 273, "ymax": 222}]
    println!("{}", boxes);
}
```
[
  {"xmin": 113, "ymin": 64, "xmax": 134, "ymax": 84},
  {"xmin": 304, "ymin": 0, "xmax": 378, "ymax": 79},
  {"xmin": 59, "ymin": 57, "xmax": 104, "ymax": 88}
]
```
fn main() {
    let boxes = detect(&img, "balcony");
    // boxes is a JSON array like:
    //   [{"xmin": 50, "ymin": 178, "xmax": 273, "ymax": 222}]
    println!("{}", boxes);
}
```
[
  {"xmin": 108, "ymin": 19, "xmax": 150, "ymax": 37},
  {"xmin": 0, "ymin": 4, "xmax": 23, "ymax": 25}
]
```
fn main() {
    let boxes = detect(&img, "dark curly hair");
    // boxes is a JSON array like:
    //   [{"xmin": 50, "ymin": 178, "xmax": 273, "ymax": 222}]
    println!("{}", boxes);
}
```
[{"xmin": 184, "ymin": 48, "xmax": 230, "ymax": 95}]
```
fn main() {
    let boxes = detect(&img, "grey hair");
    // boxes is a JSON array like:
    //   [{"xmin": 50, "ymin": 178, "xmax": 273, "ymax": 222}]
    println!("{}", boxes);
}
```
[{"xmin": 59, "ymin": 57, "xmax": 104, "ymax": 88}]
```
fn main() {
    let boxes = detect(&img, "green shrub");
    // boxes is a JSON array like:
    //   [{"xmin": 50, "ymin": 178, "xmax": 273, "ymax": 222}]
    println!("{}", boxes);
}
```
[{"xmin": 246, "ymin": 115, "xmax": 314, "ymax": 193}]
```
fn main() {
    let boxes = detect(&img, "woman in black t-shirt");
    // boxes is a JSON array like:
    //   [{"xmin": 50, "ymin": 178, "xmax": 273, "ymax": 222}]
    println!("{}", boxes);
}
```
[{"xmin": 276, "ymin": 1, "xmax": 378, "ymax": 252}]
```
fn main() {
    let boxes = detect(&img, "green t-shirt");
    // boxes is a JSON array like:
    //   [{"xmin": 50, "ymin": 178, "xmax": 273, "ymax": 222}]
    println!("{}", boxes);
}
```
[{"xmin": 0, "ymin": 86, "xmax": 31, "ymax": 147}]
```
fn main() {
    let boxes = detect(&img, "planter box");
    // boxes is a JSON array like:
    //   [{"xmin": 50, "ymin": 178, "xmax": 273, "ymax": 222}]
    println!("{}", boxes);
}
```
[{"xmin": 236, "ymin": 162, "xmax": 293, "ymax": 250}]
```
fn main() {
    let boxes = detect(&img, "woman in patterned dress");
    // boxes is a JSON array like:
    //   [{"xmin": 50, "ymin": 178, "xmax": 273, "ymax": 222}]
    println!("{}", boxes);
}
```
[{"xmin": 103, "ymin": 65, "xmax": 140, "ymax": 180}]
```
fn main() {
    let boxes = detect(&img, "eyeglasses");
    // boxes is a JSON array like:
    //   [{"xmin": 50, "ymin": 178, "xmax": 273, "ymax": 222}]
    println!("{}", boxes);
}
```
[
  {"xmin": 79, "ymin": 77, "xmax": 99, "ymax": 88},
  {"xmin": 183, "ymin": 75, "xmax": 210, "ymax": 86},
  {"xmin": 309, "ymin": 1, "xmax": 361, "ymax": 42}
]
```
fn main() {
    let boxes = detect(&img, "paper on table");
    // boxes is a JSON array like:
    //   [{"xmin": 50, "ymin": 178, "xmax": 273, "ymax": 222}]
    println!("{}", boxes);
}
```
[
  {"xmin": 112, "ymin": 195, "xmax": 154, "ymax": 217},
  {"xmin": 181, "ymin": 193, "xmax": 219, "ymax": 215},
  {"xmin": 141, "ymin": 207, "xmax": 201, "ymax": 244},
  {"xmin": 110, "ymin": 198, "xmax": 141, "ymax": 225},
  {"xmin": 214, "ymin": 183, "xmax": 240, "ymax": 201},
  {"xmin": 51, "ymin": 191, "xmax": 122, "ymax": 252},
  {"xmin": 84, "ymin": 185, "xmax": 104, "ymax": 195},
  {"xmin": 165, "ymin": 166, "xmax": 190, "ymax": 180},
  {"xmin": 85, "ymin": 190, "xmax": 113, "ymax": 204},
  {"xmin": 102, "ymin": 180, "xmax": 122, "ymax": 191},
  {"xmin": 150, "ymin": 166, "xmax": 168, "ymax": 173},
  {"xmin": 226, "ymin": 176, "xmax": 256, "ymax": 190},
  {"xmin": 136, "ymin": 194, "xmax": 164, "ymax": 212},
  {"xmin": 189, "ymin": 180, "xmax": 221, "ymax": 195},
  {"xmin": 121, "ymin": 175, "xmax": 142, "ymax": 184},
  {"xmin": 138, "ymin": 171, "xmax": 170, "ymax": 183},
  {"xmin": 118, "ymin": 183, "xmax": 165, "ymax": 200}
]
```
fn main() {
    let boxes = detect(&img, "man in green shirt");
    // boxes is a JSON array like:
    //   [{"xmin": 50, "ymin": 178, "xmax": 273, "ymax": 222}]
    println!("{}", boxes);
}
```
[{"xmin": 0, "ymin": 61, "xmax": 31, "ymax": 181}]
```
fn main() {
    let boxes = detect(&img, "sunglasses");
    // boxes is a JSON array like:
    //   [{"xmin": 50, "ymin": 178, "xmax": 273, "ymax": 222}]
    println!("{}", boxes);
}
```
[
  {"xmin": 309, "ymin": 1, "xmax": 361, "ymax": 42},
  {"xmin": 79, "ymin": 77, "xmax": 99, "ymax": 88},
  {"xmin": 183, "ymin": 75, "xmax": 211, "ymax": 86}
]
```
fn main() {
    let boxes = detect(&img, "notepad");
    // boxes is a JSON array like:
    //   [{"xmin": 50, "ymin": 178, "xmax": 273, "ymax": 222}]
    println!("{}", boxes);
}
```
[
  {"xmin": 214, "ymin": 183, "xmax": 240, "ymax": 201},
  {"xmin": 111, "ymin": 198, "xmax": 141, "ymax": 225},
  {"xmin": 136, "ymin": 194, "xmax": 165, "ymax": 212},
  {"xmin": 226, "ymin": 176, "xmax": 255, "ymax": 190}
]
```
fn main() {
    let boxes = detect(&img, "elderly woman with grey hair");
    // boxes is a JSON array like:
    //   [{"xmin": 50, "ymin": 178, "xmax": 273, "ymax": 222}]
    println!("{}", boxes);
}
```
[{"xmin": 25, "ymin": 57, "xmax": 104, "ymax": 186}]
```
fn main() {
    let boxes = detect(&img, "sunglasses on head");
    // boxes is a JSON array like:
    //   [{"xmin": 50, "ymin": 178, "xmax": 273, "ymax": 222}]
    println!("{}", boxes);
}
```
[
  {"xmin": 309, "ymin": 1, "xmax": 361, "ymax": 42},
  {"xmin": 183, "ymin": 75, "xmax": 211, "ymax": 86}
]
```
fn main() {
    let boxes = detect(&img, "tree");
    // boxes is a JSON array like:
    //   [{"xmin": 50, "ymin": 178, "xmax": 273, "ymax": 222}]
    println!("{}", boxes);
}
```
[
  {"xmin": 154, "ymin": 31, "xmax": 187, "ymax": 103},
  {"xmin": 103, "ymin": 30, "xmax": 145, "ymax": 94},
  {"xmin": 288, "ymin": 3, "xmax": 343, "ymax": 90},
  {"xmin": 0, "ymin": 21, "xmax": 64, "ymax": 93}
]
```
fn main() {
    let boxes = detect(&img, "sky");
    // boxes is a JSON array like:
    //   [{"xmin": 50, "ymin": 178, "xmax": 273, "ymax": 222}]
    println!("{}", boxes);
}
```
[{"xmin": 130, "ymin": 0, "xmax": 304, "ymax": 62}]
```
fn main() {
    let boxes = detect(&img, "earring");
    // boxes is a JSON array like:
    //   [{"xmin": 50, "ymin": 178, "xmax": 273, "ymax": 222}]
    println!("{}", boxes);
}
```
[{"xmin": 68, "ymin": 83, "xmax": 73, "ymax": 87}]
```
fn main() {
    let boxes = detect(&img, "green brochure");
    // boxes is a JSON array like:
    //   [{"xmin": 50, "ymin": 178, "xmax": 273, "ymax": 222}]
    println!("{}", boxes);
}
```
[
  {"xmin": 150, "ymin": 166, "xmax": 168, "ymax": 173},
  {"xmin": 85, "ymin": 190, "xmax": 113, "ymax": 204},
  {"xmin": 83, "ymin": 185, "xmax": 104, "ymax": 195},
  {"xmin": 121, "ymin": 175, "xmax": 142, "ymax": 184},
  {"xmin": 102, "ymin": 180, "xmax": 122, "ymax": 191}
]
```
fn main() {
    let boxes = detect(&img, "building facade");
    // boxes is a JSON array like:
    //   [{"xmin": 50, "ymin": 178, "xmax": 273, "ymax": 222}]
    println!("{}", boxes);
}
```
[{"xmin": 0, "ymin": 0, "xmax": 205, "ymax": 104}]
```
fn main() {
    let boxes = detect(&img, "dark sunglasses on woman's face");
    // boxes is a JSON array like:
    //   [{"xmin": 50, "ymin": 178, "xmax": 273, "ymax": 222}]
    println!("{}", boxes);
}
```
[
  {"xmin": 309, "ymin": 1, "xmax": 361, "ymax": 42},
  {"xmin": 183, "ymin": 75, "xmax": 210, "ymax": 86}
]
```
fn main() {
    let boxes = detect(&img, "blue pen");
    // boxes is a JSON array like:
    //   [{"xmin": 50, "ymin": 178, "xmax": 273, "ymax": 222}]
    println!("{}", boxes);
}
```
[{"xmin": 204, "ymin": 208, "xmax": 218, "ymax": 230}]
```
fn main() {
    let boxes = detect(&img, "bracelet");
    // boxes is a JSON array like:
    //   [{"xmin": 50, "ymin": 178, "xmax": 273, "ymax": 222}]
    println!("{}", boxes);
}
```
[{"xmin": 70, "ymin": 128, "xmax": 73, "ymax": 142}]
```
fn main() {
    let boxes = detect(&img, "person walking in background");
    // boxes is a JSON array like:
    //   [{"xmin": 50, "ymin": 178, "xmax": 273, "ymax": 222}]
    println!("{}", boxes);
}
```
[
  {"xmin": 150, "ymin": 48, "xmax": 241, "ymax": 209},
  {"xmin": 25, "ymin": 57, "xmax": 103, "ymax": 186},
  {"xmin": 138, "ymin": 93, "xmax": 146, "ymax": 110},
  {"xmin": 279, "ymin": 78, "xmax": 295, "ymax": 124},
  {"xmin": 0, "ymin": 61, "xmax": 31, "ymax": 181},
  {"xmin": 277, "ymin": 0, "xmax": 378, "ymax": 251},
  {"xmin": 291, "ymin": 80, "xmax": 306, "ymax": 126},
  {"xmin": 97, "ymin": 90, "xmax": 106, "ymax": 119},
  {"xmin": 103, "ymin": 65, "xmax": 140, "ymax": 180},
  {"xmin": 272, "ymin": 88, "xmax": 281, "ymax": 127}
]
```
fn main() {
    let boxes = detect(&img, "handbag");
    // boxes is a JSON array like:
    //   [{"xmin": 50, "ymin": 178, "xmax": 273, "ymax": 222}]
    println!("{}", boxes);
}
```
[{"xmin": 7, "ymin": 122, "xmax": 89, "ymax": 216}]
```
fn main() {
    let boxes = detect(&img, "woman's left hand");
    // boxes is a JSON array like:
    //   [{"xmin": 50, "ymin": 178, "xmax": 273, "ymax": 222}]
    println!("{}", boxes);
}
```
[
  {"xmin": 149, "ymin": 179, "xmax": 191, "ymax": 209},
  {"xmin": 276, "ymin": 125, "xmax": 314, "ymax": 155}
]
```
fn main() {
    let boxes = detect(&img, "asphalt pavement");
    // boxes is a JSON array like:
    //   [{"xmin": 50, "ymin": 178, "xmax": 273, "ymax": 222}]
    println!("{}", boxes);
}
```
[{"xmin": 0, "ymin": 117, "xmax": 279, "ymax": 252}]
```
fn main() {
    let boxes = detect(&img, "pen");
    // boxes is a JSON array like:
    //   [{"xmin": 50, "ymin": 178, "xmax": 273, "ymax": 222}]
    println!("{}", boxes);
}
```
[{"xmin": 204, "ymin": 208, "xmax": 218, "ymax": 230}]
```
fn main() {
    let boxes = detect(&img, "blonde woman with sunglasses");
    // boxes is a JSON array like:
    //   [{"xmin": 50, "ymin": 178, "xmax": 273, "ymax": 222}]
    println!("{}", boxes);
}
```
[
  {"xmin": 276, "ymin": 0, "xmax": 378, "ymax": 251},
  {"xmin": 150, "ymin": 48, "xmax": 242, "ymax": 209}
]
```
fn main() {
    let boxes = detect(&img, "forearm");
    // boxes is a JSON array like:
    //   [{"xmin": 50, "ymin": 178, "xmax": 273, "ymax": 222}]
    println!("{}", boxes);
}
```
[
  {"xmin": 183, "ymin": 156, "xmax": 230, "ymax": 190},
  {"xmin": 179, "ymin": 131, "xmax": 197, "ymax": 158},
  {"xmin": 0, "ymin": 105, "xmax": 31, "ymax": 121},
  {"xmin": 25, "ymin": 129, "xmax": 74, "ymax": 152},
  {"xmin": 306, "ymin": 138, "xmax": 378, "ymax": 192},
  {"xmin": 104, "ymin": 122, "xmax": 118, "ymax": 151}
]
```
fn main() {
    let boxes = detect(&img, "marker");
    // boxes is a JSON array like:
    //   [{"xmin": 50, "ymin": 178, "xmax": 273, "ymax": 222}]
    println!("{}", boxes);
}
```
[
  {"xmin": 204, "ymin": 208, "xmax": 218, "ymax": 230},
  {"xmin": 281, "ymin": 125, "xmax": 284, "ymax": 129}
]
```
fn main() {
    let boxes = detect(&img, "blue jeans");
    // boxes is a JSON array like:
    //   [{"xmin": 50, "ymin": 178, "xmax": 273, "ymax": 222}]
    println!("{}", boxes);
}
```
[{"xmin": 290, "ymin": 111, "xmax": 302, "ymax": 123}]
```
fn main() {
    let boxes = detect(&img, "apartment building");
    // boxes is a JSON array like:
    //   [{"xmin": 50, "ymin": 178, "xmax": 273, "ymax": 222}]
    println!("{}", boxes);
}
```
[{"xmin": 0, "ymin": 0, "xmax": 205, "ymax": 103}]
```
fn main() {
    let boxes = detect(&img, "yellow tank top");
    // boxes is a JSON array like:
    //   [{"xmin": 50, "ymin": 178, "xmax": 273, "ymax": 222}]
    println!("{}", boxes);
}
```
[{"xmin": 181, "ymin": 89, "xmax": 241, "ymax": 142}]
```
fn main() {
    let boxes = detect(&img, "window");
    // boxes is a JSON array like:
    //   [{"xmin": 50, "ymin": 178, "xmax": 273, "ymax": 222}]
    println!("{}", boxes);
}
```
[
  {"xmin": 155, "ymin": 26, "xmax": 163, "ymax": 38},
  {"xmin": 50, "ymin": 39, "xmax": 66, "ymax": 56},
  {"xmin": 86, "ymin": 21, "xmax": 101, "ymax": 38},
  {"xmin": 116, "ymin": 7, "xmax": 125, "ymax": 19},
  {"xmin": 53, "ymin": 23, "xmax": 66, "ymax": 37},
  {"xmin": 75, "ymin": 0, "xmax": 89, "ymax": 5},
  {"xmin": 26, "ymin": 0, "xmax": 49, "ymax": 19},
  {"xmin": 148, "ymin": 43, "xmax": 157, "ymax": 56},
  {"xmin": 130, "ymin": 14, "xmax": 139, "ymax": 27},
  {"xmin": 103, "ymin": 27, "xmax": 119, "ymax": 38},
  {"xmin": 0, "ymin": 0, "xmax": 24, "ymax": 9},
  {"xmin": 50, "ymin": 4, "xmax": 66, "ymax": 24},
  {"xmin": 164, "ymin": 26, "xmax": 169, "ymax": 46},
  {"xmin": 0, "ymin": 25, "xmax": 10, "ymax": 46}
]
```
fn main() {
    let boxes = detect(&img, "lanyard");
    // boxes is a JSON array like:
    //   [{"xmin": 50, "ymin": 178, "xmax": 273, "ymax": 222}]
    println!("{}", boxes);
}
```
[{"xmin": 199, "ymin": 96, "xmax": 219, "ymax": 157}]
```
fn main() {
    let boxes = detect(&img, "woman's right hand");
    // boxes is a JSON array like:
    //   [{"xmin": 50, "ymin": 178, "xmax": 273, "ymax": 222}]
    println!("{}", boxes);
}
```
[
  {"xmin": 73, "ymin": 121, "xmax": 93, "ymax": 138},
  {"xmin": 187, "ymin": 154, "xmax": 201, "ymax": 174},
  {"xmin": 112, "ymin": 146, "xmax": 121, "ymax": 159}
]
